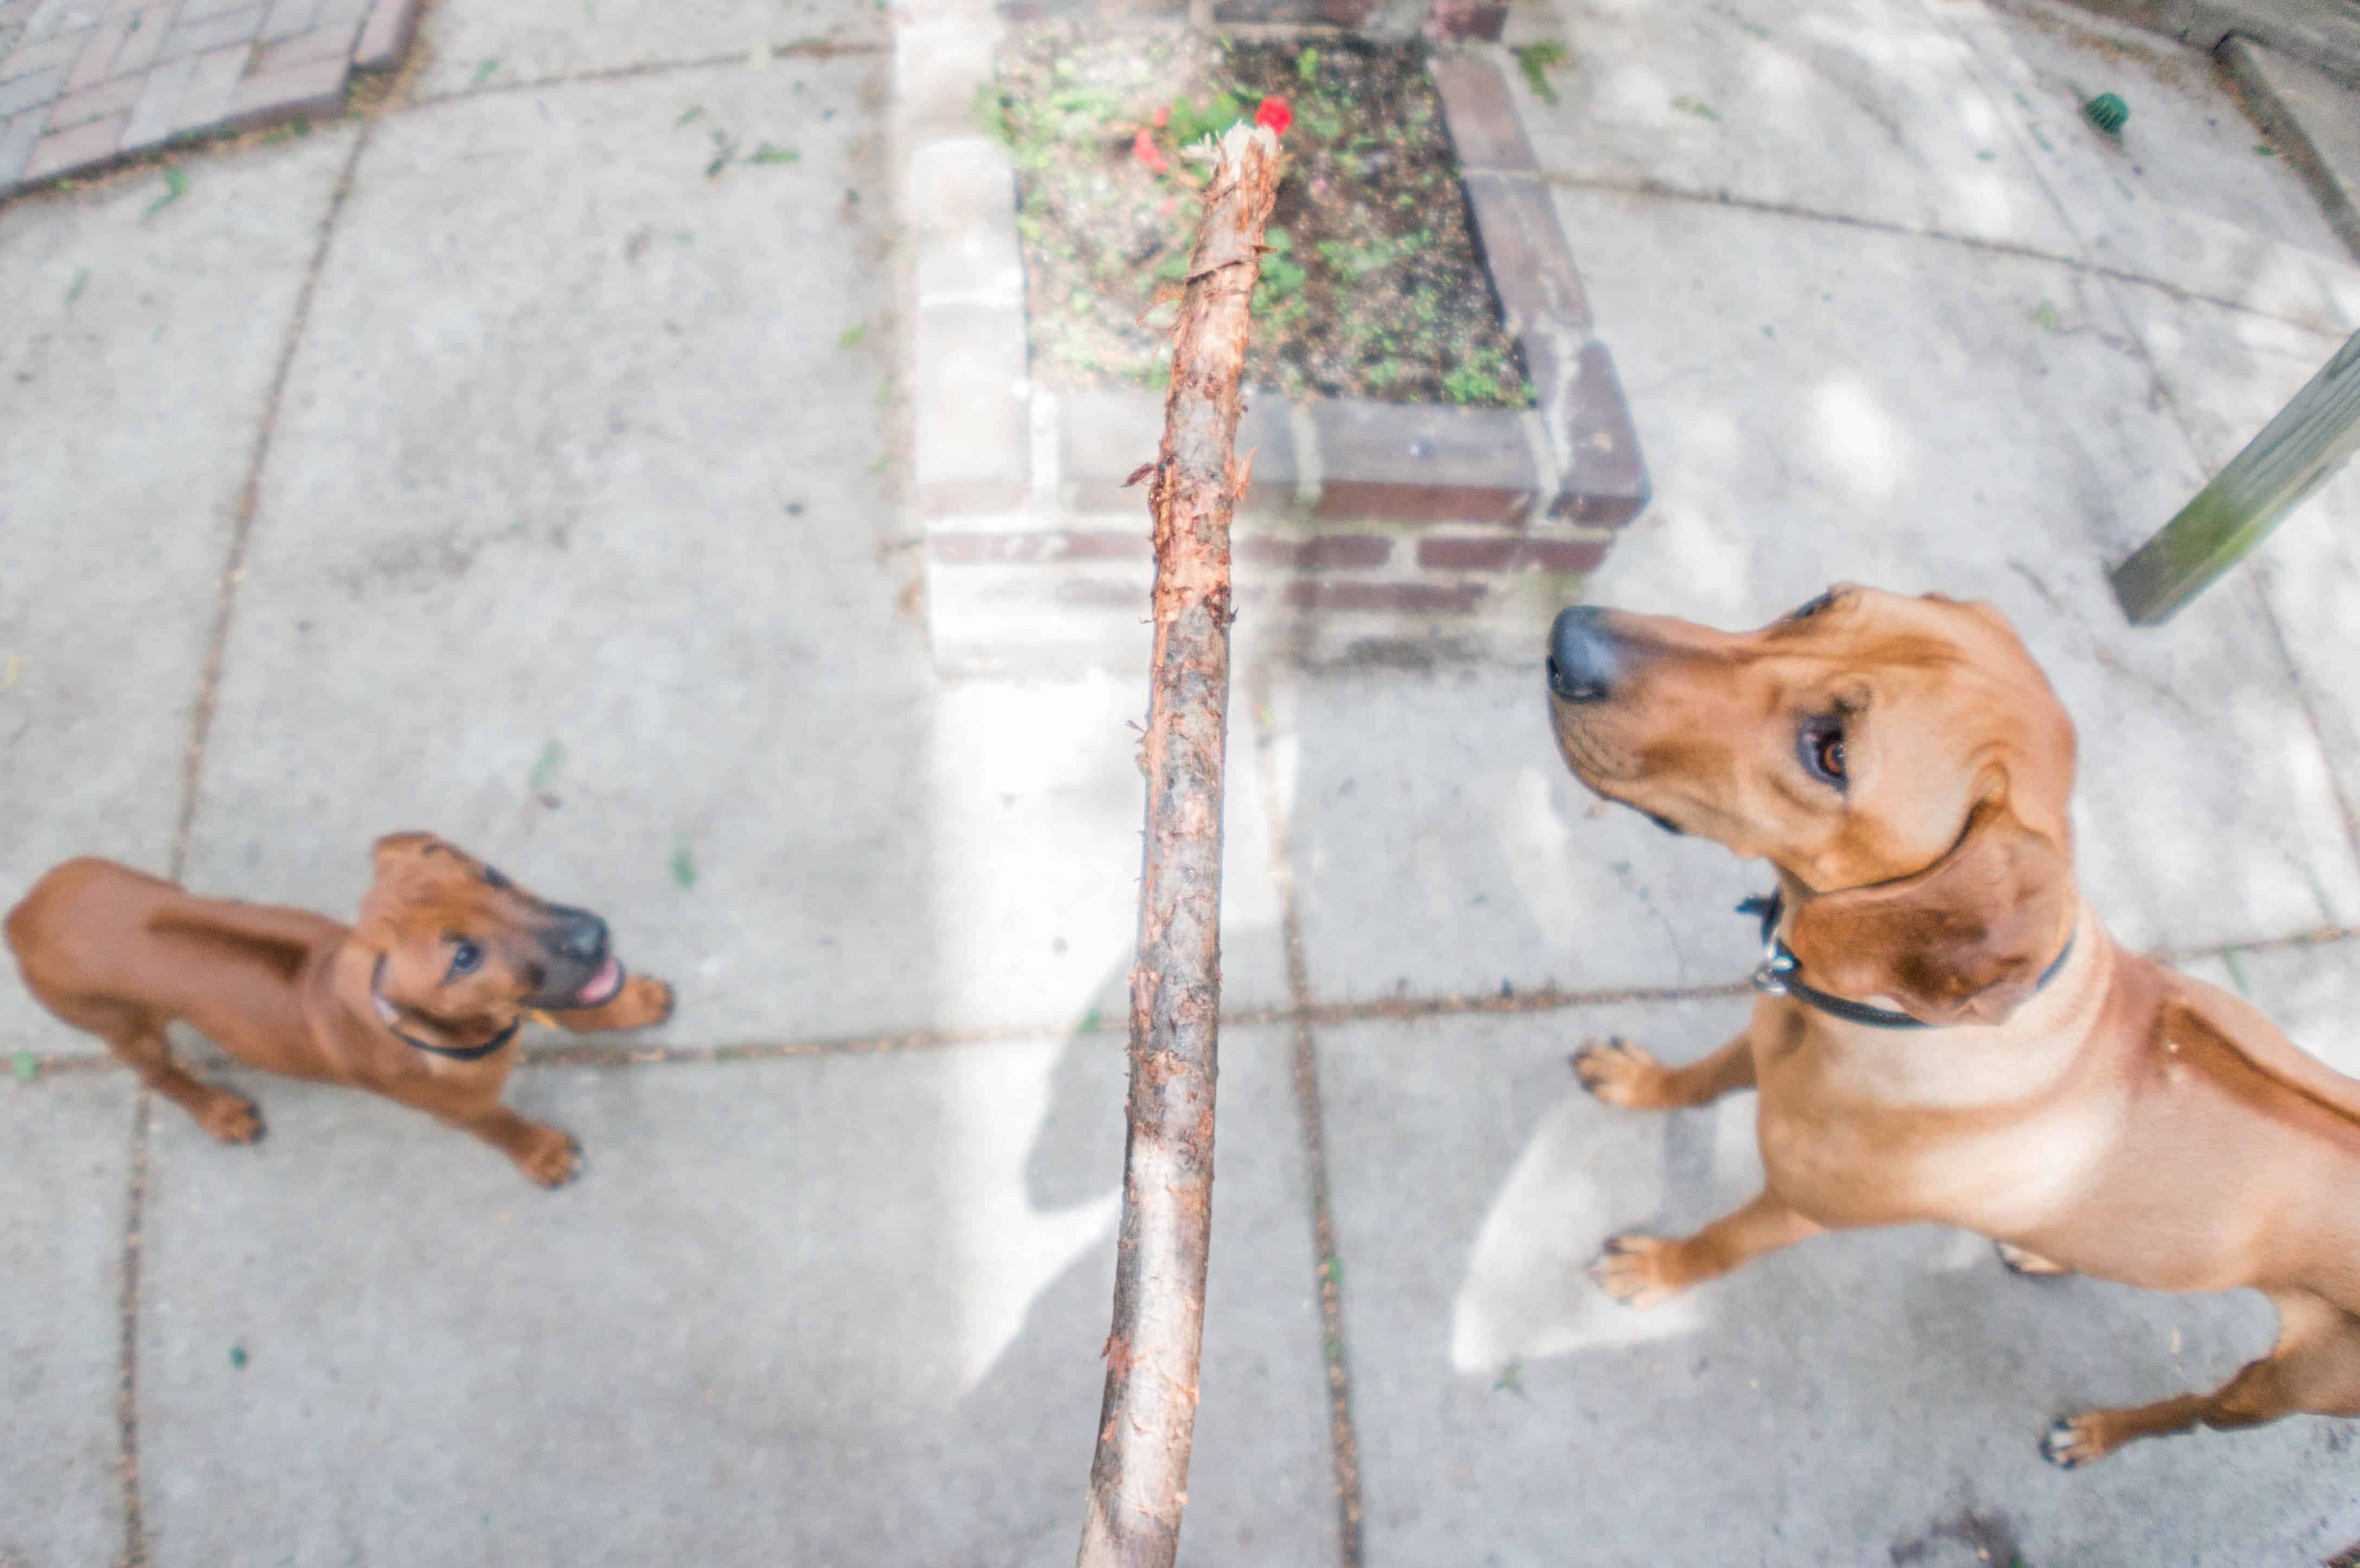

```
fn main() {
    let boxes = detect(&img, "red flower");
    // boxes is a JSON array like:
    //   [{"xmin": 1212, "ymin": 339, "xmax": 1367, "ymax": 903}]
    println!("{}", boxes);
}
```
[
  {"xmin": 1255, "ymin": 95, "xmax": 1292, "ymax": 136},
  {"xmin": 1131, "ymin": 126, "xmax": 1170, "ymax": 175}
]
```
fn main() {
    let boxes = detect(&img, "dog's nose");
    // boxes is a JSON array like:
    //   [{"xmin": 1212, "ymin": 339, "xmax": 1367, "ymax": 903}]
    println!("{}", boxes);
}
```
[
  {"xmin": 1547, "ymin": 605, "xmax": 1619, "ymax": 703},
  {"xmin": 554, "ymin": 911, "xmax": 607, "ymax": 963}
]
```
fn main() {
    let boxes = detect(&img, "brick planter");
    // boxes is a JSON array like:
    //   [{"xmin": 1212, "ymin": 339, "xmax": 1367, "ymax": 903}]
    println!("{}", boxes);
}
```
[{"xmin": 895, "ymin": 28, "xmax": 1649, "ymax": 674}]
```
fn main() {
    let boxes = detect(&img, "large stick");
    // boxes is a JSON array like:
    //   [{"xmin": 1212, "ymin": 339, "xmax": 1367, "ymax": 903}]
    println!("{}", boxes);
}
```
[
  {"xmin": 2111, "ymin": 326, "xmax": 2360, "ymax": 625},
  {"xmin": 1077, "ymin": 121, "xmax": 1282, "ymax": 1568}
]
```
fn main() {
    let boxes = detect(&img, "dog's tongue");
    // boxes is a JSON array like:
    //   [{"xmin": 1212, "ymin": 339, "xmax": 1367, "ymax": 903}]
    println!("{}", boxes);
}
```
[{"xmin": 576, "ymin": 956, "xmax": 621, "ymax": 1005}]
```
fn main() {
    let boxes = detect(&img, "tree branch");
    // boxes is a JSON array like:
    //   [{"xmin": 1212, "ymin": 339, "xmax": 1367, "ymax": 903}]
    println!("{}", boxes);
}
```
[{"xmin": 1076, "ymin": 121, "xmax": 1283, "ymax": 1568}]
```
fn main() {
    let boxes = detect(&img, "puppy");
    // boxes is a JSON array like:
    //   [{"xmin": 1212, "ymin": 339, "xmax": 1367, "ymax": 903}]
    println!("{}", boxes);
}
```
[
  {"xmin": 1545, "ymin": 584, "xmax": 2360, "ymax": 1464},
  {"xmin": 5, "ymin": 833, "xmax": 674, "ymax": 1186}
]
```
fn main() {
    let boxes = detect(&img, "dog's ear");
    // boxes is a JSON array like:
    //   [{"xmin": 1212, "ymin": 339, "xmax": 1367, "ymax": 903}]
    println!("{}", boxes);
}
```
[
  {"xmin": 370, "ymin": 832, "xmax": 440, "ymax": 871},
  {"xmin": 1782, "ymin": 802, "xmax": 2073, "ymax": 1026}
]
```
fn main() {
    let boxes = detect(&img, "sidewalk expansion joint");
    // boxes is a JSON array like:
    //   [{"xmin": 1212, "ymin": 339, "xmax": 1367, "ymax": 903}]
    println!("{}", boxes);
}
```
[
  {"xmin": 10, "ymin": 922, "xmax": 2360, "ymax": 1080},
  {"xmin": 1534, "ymin": 169, "xmax": 2356, "ymax": 341},
  {"xmin": 1252, "ymin": 664, "xmax": 1365, "ymax": 1568},
  {"xmin": 399, "ymin": 39, "xmax": 889, "ymax": 114}
]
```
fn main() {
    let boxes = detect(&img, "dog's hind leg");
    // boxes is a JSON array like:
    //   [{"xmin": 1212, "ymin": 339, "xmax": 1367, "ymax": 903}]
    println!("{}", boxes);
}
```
[
  {"xmin": 2042, "ymin": 1291, "xmax": 2360, "ymax": 1467},
  {"xmin": 60, "ymin": 999, "xmax": 262, "ymax": 1144},
  {"xmin": 1574, "ymin": 1029, "xmax": 1756, "ymax": 1111}
]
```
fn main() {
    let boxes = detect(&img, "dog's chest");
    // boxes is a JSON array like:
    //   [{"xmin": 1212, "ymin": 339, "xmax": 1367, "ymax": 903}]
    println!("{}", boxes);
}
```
[{"xmin": 1753, "ymin": 1030, "xmax": 2104, "ymax": 1231}]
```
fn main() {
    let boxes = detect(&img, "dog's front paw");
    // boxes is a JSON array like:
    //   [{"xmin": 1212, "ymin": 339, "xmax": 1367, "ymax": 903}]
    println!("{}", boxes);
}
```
[
  {"xmin": 195, "ymin": 1091, "xmax": 266, "ymax": 1146},
  {"xmin": 1591, "ymin": 1232, "xmax": 1689, "ymax": 1309},
  {"xmin": 618, "ymin": 973, "xmax": 675, "ymax": 1030},
  {"xmin": 1573, "ymin": 1037, "xmax": 1673, "ymax": 1109},
  {"xmin": 2040, "ymin": 1415, "xmax": 2115, "ymax": 1470},
  {"xmin": 515, "ymin": 1128, "xmax": 583, "ymax": 1188}
]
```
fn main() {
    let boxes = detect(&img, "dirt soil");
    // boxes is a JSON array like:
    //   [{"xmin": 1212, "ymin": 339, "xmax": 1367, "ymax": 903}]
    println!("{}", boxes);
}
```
[{"xmin": 987, "ymin": 25, "xmax": 1532, "ymax": 408}]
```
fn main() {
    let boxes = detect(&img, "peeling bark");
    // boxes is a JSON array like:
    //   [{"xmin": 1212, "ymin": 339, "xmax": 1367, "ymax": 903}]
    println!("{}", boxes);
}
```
[{"xmin": 1076, "ymin": 123, "xmax": 1284, "ymax": 1568}]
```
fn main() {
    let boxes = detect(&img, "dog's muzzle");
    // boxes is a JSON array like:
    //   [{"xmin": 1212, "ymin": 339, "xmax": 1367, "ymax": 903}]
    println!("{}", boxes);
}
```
[{"xmin": 1547, "ymin": 606, "xmax": 1620, "ymax": 704}]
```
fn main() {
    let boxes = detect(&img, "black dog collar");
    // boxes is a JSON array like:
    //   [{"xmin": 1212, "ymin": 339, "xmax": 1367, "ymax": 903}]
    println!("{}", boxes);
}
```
[
  {"xmin": 370, "ymin": 956, "xmax": 520, "ymax": 1062},
  {"xmin": 1737, "ymin": 889, "xmax": 2075, "ymax": 1031}
]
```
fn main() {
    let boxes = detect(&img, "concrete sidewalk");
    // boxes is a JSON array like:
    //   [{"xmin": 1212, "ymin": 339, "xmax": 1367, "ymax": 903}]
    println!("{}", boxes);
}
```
[{"xmin": 6, "ymin": 0, "xmax": 2360, "ymax": 1563}]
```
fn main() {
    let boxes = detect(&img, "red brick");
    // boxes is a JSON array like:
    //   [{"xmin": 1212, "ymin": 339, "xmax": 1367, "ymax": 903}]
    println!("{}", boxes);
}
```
[
  {"xmin": 929, "ymin": 531, "xmax": 1151, "ymax": 565},
  {"xmin": 1462, "ymin": 171, "xmax": 1589, "ymax": 335},
  {"xmin": 1059, "ymin": 389, "xmax": 1298, "ymax": 517},
  {"xmin": 1311, "ymin": 400, "xmax": 1536, "ymax": 526},
  {"xmin": 43, "ymin": 66, "xmax": 137, "ymax": 127},
  {"xmin": 1282, "ymin": 581, "xmax": 1485, "ymax": 613},
  {"xmin": 1416, "ymin": 536, "xmax": 1606, "ymax": 574},
  {"xmin": 168, "ymin": 39, "xmax": 248, "ymax": 133},
  {"xmin": 106, "ymin": 3, "xmax": 175, "ymax": 79},
  {"xmin": 62, "ymin": 11, "xmax": 134, "ymax": 89},
  {"xmin": 250, "ymin": 15, "xmax": 357, "ymax": 72},
  {"xmin": 1057, "ymin": 579, "xmax": 1156, "ymax": 609},
  {"xmin": 21, "ymin": 102, "xmax": 123, "ymax": 178},
  {"xmin": 1545, "ymin": 338, "xmax": 1650, "ymax": 530},
  {"xmin": 1430, "ymin": 55, "xmax": 1536, "ymax": 173},
  {"xmin": 1415, "ymin": 536, "xmax": 1515, "ymax": 571},
  {"xmin": 1, "ymin": 29, "xmax": 81, "ymax": 82},
  {"xmin": 1427, "ymin": 0, "xmax": 1508, "ymax": 40},
  {"xmin": 351, "ymin": 0, "xmax": 420, "ymax": 72},
  {"xmin": 220, "ymin": 49, "xmax": 343, "ymax": 128},
  {"xmin": 915, "ymin": 301, "xmax": 1029, "ymax": 516},
  {"xmin": 1236, "ymin": 534, "xmax": 1391, "ymax": 569},
  {"xmin": 154, "ymin": 5, "xmax": 262, "ymax": 67},
  {"xmin": 0, "ymin": 62, "xmax": 62, "ymax": 119}
]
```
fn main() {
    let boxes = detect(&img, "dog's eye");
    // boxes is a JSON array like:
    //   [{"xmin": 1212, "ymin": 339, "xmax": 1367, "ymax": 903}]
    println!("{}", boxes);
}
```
[
  {"xmin": 483, "ymin": 865, "xmax": 509, "ymax": 890},
  {"xmin": 1787, "ymin": 589, "xmax": 1838, "ymax": 622},
  {"xmin": 1799, "ymin": 718, "xmax": 1848, "ymax": 787},
  {"xmin": 448, "ymin": 939, "xmax": 485, "ymax": 978}
]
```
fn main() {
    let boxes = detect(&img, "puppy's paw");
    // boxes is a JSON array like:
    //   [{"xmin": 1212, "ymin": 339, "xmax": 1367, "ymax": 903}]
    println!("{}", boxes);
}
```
[
  {"xmin": 1997, "ymin": 1241, "xmax": 2073, "ymax": 1278},
  {"xmin": 619, "ymin": 974, "xmax": 675, "ymax": 1029},
  {"xmin": 1591, "ymin": 1232, "xmax": 1689, "ymax": 1309},
  {"xmin": 196, "ymin": 1091, "xmax": 265, "ymax": 1146},
  {"xmin": 2040, "ymin": 1415, "xmax": 2114, "ymax": 1470},
  {"xmin": 1572, "ymin": 1037, "xmax": 1672, "ymax": 1110},
  {"xmin": 515, "ymin": 1128, "xmax": 583, "ymax": 1188}
]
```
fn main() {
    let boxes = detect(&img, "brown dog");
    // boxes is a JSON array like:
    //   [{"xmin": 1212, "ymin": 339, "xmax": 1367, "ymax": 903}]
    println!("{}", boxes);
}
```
[
  {"xmin": 1545, "ymin": 585, "xmax": 2360, "ymax": 1466},
  {"xmin": 4, "ymin": 833, "xmax": 674, "ymax": 1186}
]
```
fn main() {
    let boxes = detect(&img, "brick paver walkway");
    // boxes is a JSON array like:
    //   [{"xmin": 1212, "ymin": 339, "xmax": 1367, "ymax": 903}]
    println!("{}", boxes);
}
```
[{"xmin": 0, "ymin": 0, "xmax": 418, "ymax": 197}]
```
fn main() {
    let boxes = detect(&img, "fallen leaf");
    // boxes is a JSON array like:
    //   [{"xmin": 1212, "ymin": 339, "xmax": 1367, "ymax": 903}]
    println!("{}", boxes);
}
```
[
  {"xmin": 748, "ymin": 142, "xmax": 799, "ymax": 165},
  {"xmin": 676, "ymin": 105, "xmax": 704, "ymax": 128},
  {"xmin": 838, "ymin": 322, "xmax": 867, "ymax": 350},
  {"xmin": 229, "ymin": 1345, "xmax": 248, "ymax": 1370},
  {"xmin": 11, "ymin": 1052, "xmax": 34, "ymax": 1084},
  {"xmin": 528, "ymin": 739, "xmax": 565, "ymax": 791},
  {"xmin": 140, "ymin": 166, "xmax": 188, "ymax": 222},
  {"xmin": 64, "ymin": 267, "xmax": 89, "ymax": 305},
  {"xmin": 471, "ymin": 57, "xmax": 499, "ymax": 87},
  {"xmin": 670, "ymin": 838, "xmax": 698, "ymax": 890}
]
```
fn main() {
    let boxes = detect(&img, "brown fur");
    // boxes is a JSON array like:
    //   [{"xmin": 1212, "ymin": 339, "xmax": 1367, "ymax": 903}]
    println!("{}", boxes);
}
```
[
  {"xmin": 1551, "ymin": 585, "xmax": 2360, "ymax": 1465},
  {"xmin": 4, "ymin": 833, "xmax": 674, "ymax": 1186}
]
